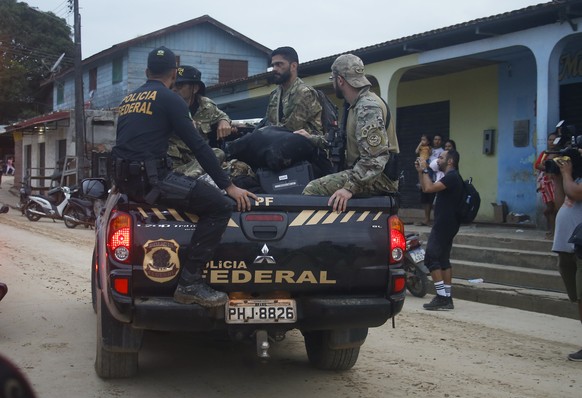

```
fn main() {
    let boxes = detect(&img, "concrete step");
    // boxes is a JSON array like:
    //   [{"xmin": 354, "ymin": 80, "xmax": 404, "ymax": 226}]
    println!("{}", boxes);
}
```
[
  {"xmin": 450, "ymin": 244, "xmax": 557, "ymax": 271},
  {"xmin": 451, "ymin": 233, "xmax": 553, "ymax": 252},
  {"xmin": 410, "ymin": 224, "xmax": 574, "ymax": 318},
  {"xmin": 450, "ymin": 279, "xmax": 578, "ymax": 320},
  {"xmin": 451, "ymin": 260, "xmax": 565, "ymax": 293}
]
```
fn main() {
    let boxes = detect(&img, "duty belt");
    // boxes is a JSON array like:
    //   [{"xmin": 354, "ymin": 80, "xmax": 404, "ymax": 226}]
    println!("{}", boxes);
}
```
[{"xmin": 110, "ymin": 157, "xmax": 170, "ymax": 180}]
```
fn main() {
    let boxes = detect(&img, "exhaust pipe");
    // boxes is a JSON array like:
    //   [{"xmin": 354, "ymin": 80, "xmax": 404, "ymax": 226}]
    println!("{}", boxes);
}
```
[
  {"xmin": 64, "ymin": 214, "xmax": 81, "ymax": 223},
  {"xmin": 26, "ymin": 209, "xmax": 46, "ymax": 216}
]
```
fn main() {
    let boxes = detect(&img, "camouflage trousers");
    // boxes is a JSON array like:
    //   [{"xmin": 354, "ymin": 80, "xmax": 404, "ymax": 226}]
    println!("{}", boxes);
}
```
[{"xmin": 302, "ymin": 171, "xmax": 398, "ymax": 196}]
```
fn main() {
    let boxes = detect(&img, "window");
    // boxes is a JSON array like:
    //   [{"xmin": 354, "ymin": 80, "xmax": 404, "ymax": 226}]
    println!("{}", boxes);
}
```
[
  {"xmin": 56, "ymin": 83, "xmax": 64, "ymax": 104},
  {"xmin": 112, "ymin": 58, "xmax": 123, "ymax": 84},
  {"xmin": 89, "ymin": 67, "xmax": 97, "ymax": 91},
  {"xmin": 219, "ymin": 59, "xmax": 248, "ymax": 83}
]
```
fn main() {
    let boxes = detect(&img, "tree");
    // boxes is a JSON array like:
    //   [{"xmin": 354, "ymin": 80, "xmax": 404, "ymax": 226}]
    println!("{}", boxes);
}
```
[{"xmin": 0, "ymin": 0, "xmax": 74, "ymax": 124}]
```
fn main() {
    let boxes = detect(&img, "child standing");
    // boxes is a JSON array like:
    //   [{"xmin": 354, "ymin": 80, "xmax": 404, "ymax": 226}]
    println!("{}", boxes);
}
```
[{"xmin": 415, "ymin": 134, "xmax": 431, "ymax": 162}]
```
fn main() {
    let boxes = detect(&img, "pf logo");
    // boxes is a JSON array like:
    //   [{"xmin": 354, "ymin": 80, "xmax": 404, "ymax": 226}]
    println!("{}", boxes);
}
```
[{"xmin": 253, "ymin": 244, "xmax": 276, "ymax": 264}]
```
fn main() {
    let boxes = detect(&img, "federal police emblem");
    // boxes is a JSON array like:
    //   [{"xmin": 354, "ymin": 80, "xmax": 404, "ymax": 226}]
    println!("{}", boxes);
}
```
[{"xmin": 143, "ymin": 239, "xmax": 180, "ymax": 283}]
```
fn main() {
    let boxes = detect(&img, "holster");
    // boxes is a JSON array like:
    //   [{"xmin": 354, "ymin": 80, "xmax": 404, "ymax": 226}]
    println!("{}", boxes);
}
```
[
  {"xmin": 158, "ymin": 172, "xmax": 198, "ymax": 202},
  {"xmin": 143, "ymin": 159, "xmax": 161, "ymax": 204}
]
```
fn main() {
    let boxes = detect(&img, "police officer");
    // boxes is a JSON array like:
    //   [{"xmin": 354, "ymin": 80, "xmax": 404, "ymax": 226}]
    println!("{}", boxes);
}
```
[
  {"xmin": 303, "ymin": 54, "xmax": 397, "ymax": 211},
  {"xmin": 111, "ymin": 46, "xmax": 257, "ymax": 307},
  {"xmin": 172, "ymin": 65, "xmax": 234, "ymax": 147},
  {"xmin": 168, "ymin": 65, "xmax": 232, "ymax": 177}
]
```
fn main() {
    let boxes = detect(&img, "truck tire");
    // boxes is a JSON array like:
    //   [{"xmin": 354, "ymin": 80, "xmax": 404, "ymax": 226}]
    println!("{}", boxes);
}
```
[
  {"xmin": 95, "ymin": 291, "xmax": 140, "ymax": 378},
  {"xmin": 303, "ymin": 330, "xmax": 360, "ymax": 371},
  {"xmin": 24, "ymin": 201, "xmax": 42, "ymax": 222}
]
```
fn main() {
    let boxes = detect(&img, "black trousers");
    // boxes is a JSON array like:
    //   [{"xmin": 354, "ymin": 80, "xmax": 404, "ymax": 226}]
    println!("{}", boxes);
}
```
[{"xmin": 117, "ymin": 172, "xmax": 232, "ymax": 284}]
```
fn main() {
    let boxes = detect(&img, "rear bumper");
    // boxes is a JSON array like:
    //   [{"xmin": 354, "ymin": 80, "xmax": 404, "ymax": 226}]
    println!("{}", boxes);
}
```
[{"xmin": 128, "ymin": 295, "xmax": 404, "ymax": 332}]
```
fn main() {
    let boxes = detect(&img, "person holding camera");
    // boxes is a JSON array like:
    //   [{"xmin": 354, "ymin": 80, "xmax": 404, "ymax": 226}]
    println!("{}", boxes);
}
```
[
  {"xmin": 415, "ymin": 149, "xmax": 463, "ymax": 310},
  {"xmin": 551, "ymin": 153, "xmax": 582, "ymax": 361}
]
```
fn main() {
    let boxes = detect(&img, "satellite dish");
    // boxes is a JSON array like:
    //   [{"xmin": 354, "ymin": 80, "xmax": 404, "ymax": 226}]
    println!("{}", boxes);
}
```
[{"xmin": 50, "ymin": 53, "xmax": 66, "ymax": 73}]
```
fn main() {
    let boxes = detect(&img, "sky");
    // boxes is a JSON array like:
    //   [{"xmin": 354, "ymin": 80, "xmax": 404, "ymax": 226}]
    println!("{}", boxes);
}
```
[{"xmin": 22, "ymin": 0, "xmax": 546, "ymax": 64}]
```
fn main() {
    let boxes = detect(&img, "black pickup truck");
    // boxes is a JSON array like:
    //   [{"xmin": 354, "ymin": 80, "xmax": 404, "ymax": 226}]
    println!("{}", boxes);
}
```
[{"xmin": 91, "ymin": 181, "xmax": 406, "ymax": 378}]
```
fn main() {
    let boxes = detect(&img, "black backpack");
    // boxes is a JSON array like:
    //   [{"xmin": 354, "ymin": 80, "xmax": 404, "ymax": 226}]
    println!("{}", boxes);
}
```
[{"xmin": 457, "ymin": 176, "xmax": 481, "ymax": 224}]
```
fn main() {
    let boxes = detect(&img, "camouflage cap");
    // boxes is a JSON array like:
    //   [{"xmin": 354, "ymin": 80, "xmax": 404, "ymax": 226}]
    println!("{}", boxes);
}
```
[{"xmin": 331, "ymin": 54, "xmax": 371, "ymax": 88}]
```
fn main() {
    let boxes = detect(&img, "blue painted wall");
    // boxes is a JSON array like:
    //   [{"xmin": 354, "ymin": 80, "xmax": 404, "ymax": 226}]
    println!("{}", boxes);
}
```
[{"xmin": 497, "ymin": 51, "xmax": 537, "ymax": 216}]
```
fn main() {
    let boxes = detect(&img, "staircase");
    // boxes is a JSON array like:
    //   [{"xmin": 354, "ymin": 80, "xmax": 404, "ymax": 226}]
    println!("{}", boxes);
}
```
[{"xmin": 398, "ymin": 208, "xmax": 578, "ymax": 319}]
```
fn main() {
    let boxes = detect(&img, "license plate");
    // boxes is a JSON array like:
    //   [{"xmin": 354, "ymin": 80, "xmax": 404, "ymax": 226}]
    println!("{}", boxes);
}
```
[
  {"xmin": 409, "ymin": 247, "xmax": 425, "ymax": 263},
  {"xmin": 226, "ymin": 299, "xmax": 297, "ymax": 324}
]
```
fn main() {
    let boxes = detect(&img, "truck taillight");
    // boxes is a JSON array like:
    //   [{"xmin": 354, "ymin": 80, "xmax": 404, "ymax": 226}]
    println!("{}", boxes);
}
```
[
  {"xmin": 388, "ymin": 215, "xmax": 405, "ymax": 264},
  {"xmin": 107, "ymin": 211, "xmax": 132, "ymax": 263},
  {"xmin": 393, "ymin": 273, "xmax": 406, "ymax": 294}
]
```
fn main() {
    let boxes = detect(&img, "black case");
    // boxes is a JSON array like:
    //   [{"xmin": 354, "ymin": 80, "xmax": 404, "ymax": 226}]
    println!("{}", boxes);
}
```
[{"xmin": 256, "ymin": 161, "xmax": 314, "ymax": 194}]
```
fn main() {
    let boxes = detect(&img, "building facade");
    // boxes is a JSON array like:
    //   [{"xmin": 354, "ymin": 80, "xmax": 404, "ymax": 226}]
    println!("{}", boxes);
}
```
[{"xmin": 207, "ymin": 1, "xmax": 582, "ymax": 224}]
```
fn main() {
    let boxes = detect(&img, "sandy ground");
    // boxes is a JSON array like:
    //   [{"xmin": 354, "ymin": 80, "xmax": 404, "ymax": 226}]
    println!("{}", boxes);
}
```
[{"xmin": 0, "ymin": 202, "xmax": 581, "ymax": 398}]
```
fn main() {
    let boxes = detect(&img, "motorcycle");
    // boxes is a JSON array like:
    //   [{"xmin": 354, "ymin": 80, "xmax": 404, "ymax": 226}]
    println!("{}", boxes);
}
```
[
  {"xmin": 24, "ymin": 185, "xmax": 72, "ymax": 222},
  {"xmin": 18, "ymin": 176, "xmax": 32, "ymax": 215},
  {"xmin": 403, "ymin": 232, "xmax": 430, "ymax": 297},
  {"xmin": 63, "ymin": 178, "xmax": 108, "ymax": 229}
]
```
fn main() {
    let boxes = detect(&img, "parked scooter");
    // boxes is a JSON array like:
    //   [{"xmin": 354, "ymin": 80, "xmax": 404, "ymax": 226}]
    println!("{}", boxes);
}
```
[
  {"xmin": 18, "ymin": 175, "xmax": 32, "ymax": 215},
  {"xmin": 63, "ymin": 178, "xmax": 108, "ymax": 229},
  {"xmin": 403, "ymin": 232, "xmax": 430, "ymax": 297},
  {"xmin": 24, "ymin": 185, "xmax": 72, "ymax": 222}
]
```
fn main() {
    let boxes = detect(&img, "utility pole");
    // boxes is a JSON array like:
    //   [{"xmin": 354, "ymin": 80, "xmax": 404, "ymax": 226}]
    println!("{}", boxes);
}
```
[{"xmin": 73, "ymin": 0, "xmax": 85, "ymax": 180}]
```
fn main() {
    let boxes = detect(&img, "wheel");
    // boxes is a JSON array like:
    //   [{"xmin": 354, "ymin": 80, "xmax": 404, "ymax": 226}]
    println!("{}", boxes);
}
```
[
  {"xmin": 24, "ymin": 201, "xmax": 42, "ymax": 222},
  {"xmin": 63, "ymin": 205, "xmax": 80, "ymax": 229},
  {"xmin": 405, "ymin": 262, "xmax": 429, "ymax": 298},
  {"xmin": 303, "ymin": 330, "xmax": 360, "ymax": 370},
  {"xmin": 95, "ymin": 289, "xmax": 140, "ymax": 378}
]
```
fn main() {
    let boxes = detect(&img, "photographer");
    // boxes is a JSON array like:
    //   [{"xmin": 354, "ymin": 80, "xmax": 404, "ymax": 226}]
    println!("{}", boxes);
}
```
[{"xmin": 551, "ymin": 152, "xmax": 582, "ymax": 362}]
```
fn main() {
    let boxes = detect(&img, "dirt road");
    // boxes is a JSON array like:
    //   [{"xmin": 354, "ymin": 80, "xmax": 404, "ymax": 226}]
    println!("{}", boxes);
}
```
[{"xmin": 0, "ymin": 207, "xmax": 581, "ymax": 397}]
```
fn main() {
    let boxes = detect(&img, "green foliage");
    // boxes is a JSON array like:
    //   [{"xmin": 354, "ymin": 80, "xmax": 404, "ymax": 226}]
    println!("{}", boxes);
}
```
[{"xmin": 0, "ymin": 0, "xmax": 74, "ymax": 124}]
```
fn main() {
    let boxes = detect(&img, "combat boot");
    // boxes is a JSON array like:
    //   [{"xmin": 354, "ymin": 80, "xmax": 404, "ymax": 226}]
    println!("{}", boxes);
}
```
[{"xmin": 174, "ymin": 282, "xmax": 228, "ymax": 307}]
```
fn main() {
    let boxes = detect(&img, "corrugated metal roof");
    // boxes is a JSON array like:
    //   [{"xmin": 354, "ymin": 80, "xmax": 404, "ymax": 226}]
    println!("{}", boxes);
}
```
[{"xmin": 5, "ymin": 111, "xmax": 70, "ymax": 133}]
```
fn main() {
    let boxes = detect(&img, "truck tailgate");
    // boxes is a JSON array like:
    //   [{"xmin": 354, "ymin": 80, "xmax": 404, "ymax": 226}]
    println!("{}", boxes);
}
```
[{"xmin": 129, "ymin": 194, "xmax": 399, "ymax": 297}]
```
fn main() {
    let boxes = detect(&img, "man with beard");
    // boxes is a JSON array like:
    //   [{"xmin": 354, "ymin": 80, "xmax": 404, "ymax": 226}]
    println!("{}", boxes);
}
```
[
  {"xmin": 302, "ymin": 54, "xmax": 397, "ymax": 212},
  {"xmin": 414, "ymin": 149, "xmax": 463, "ymax": 310},
  {"xmin": 265, "ymin": 46, "xmax": 331, "ymax": 177}
]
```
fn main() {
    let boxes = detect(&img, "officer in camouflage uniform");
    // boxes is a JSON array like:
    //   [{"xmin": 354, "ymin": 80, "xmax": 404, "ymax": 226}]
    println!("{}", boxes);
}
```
[
  {"xmin": 265, "ymin": 46, "xmax": 332, "ymax": 177},
  {"xmin": 303, "ymin": 54, "xmax": 398, "ymax": 212},
  {"xmin": 169, "ymin": 65, "xmax": 233, "ymax": 177}
]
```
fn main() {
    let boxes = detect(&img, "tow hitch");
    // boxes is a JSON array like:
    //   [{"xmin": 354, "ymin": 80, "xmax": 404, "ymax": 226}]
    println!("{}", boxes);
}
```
[{"xmin": 256, "ymin": 330, "xmax": 270, "ymax": 359}]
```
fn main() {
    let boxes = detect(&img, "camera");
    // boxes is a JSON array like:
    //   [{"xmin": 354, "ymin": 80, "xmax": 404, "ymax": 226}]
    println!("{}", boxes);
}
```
[{"xmin": 544, "ymin": 122, "xmax": 582, "ymax": 178}]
